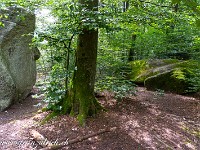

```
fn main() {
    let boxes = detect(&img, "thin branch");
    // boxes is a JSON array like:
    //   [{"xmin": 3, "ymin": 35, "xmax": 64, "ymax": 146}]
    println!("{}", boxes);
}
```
[
  {"xmin": 30, "ymin": 129, "xmax": 53, "ymax": 147},
  {"xmin": 29, "ymin": 127, "xmax": 117, "ymax": 150},
  {"xmin": 65, "ymin": 22, "xmax": 81, "ymax": 92}
]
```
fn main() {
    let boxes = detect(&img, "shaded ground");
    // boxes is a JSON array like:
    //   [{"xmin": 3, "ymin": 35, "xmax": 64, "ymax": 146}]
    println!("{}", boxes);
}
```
[{"xmin": 0, "ymin": 87, "xmax": 199, "ymax": 150}]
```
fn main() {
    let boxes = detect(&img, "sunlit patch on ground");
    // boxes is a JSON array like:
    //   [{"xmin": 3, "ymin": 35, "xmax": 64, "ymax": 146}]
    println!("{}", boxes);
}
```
[{"xmin": 0, "ymin": 87, "xmax": 199, "ymax": 150}]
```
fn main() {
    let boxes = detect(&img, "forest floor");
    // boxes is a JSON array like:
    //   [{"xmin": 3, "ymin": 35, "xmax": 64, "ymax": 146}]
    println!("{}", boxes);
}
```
[{"xmin": 0, "ymin": 86, "xmax": 199, "ymax": 150}]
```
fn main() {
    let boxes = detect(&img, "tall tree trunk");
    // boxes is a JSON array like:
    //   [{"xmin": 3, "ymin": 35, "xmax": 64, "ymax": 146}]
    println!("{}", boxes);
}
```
[{"xmin": 62, "ymin": 0, "xmax": 102, "ymax": 125}]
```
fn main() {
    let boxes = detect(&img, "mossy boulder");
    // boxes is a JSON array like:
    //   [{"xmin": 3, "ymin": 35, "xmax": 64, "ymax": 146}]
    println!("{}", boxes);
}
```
[
  {"xmin": 145, "ymin": 69, "xmax": 190, "ymax": 94},
  {"xmin": 129, "ymin": 59, "xmax": 200, "ymax": 94},
  {"xmin": 129, "ymin": 59, "xmax": 181, "ymax": 84}
]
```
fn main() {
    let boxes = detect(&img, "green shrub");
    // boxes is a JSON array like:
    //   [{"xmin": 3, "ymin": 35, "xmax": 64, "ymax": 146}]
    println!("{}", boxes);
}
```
[{"xmin": 95, "ymin": 76, "xmax": 136, "ymax": 100}]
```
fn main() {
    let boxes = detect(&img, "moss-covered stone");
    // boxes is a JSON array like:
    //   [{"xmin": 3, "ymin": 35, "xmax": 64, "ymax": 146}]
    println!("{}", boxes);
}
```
[
  {"xmin": 129, "ymin": 59, "xmax": 200, "ymax": 94},
  {"xmin": 129, "ymin": 59, "xmax": 183, "ymax": 84},
  {"xmin": 144, "ymin": 69, "xmax": 189, "ymax": 94},
  {"xmin": 129, "ymin": 60, "xmax": 149, "ymax": 84}
]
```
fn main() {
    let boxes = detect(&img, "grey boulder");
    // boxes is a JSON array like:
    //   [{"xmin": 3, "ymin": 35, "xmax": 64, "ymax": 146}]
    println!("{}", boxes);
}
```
[{"xmin": 0, "ymin": 6, "xmax": 40, "ymax": 111}]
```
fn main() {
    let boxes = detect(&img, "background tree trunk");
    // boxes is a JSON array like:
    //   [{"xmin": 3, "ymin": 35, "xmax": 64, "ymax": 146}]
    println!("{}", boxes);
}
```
[{"xmin": 128, "ymin": 34, "xmax": 137, "ymax": 61}]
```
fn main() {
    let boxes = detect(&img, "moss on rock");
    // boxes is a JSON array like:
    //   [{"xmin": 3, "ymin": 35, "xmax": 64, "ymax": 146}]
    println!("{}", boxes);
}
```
[
  {"xmin": 145, "ymin": 69, "xmax": 189, "ymax": 94},
  {"xmin": 129, "ymin": 60, "xmax": 149, "ymax": 84},
  {"xmin": 129, "ymin": 59, "xmax": 200, "ymax": 94}
]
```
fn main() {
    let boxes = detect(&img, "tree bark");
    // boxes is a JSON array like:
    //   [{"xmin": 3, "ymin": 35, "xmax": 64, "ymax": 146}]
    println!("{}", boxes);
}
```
[
  {"xmin": 62, "ymin": 0, "xmax": 102, "ymax": 125},
  {"xmin": 128, "ymin": 34, "xmax": 137, "ymax": 61},
  {"xmin": 123, "ymin": 1, "xmax": 129, "ymax": 12}
]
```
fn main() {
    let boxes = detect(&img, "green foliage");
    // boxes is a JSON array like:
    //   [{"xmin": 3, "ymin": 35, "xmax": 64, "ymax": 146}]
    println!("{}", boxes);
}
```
[
  {"xmin": 172, "ymin": 68, "xmax": 187, "ymax": 80},
  {"xmin": 181, "ymin": 60, "xmax": 200, "ymax": 92},
  {"xmin": 95, "ymin": 28, "xmax": 137, "ymax": 100},
  {"xmin": 2, "ymin": 0, "xmax": 200, "ymax": 124},
  {"xmin": 186, "ymin": 69, "xmax": 200, "ymax": 92},
  {"xmin": 172, "ymin": 0, "xmax": 181, "ymax": 4},
  {"xmin": 44, "ymin": 64, "xmax": 66, "ymax": 112},
  {"xmin": 168, "ymin": 60, "xmax": 200, "ymax": 93},
  {"xmin": 129, "ymin": 60, "xmax": 148, "ymax": 81},
  {"xmin": 95, "ymin": 76, "xmax": 136, "ymax": 100},
  {"xmin": 130, "ymin": 59, "xmax": 200, "ymax": 93},
  {"xmin": 28, "ymin": 0, "xmax": 200, "ymax": 103},
  {"xmin": 155, "ymin": 89, "xmax": 165, "ymax": 97}
]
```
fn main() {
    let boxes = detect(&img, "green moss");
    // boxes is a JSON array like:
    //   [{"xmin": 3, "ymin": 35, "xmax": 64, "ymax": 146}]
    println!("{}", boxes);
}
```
[
  {"xmin": 129, "ymin": 59, "xmax": 182, "ymax": 83},
  {"xmin": 145, "ymin": 70, "xmax": 189, "ymax": 94},
  {"xmin": 162, "ymin": 59, "xmax": 180, "ymax": 64},
  {"xmin": 148, "ymin": 59, "xmax": 181, "ymax": 68},
  {"xmin": 77, "ymin": 95, "xmax": 102, "ymax": 126},
  {"xmin": 129, "ymin": 59, "xmax": 200, "ymax": 93},
  {"xmin": 135, "ymin": 69, "xmax": 163, "ymax": 83},
  {"xmin": 129, "ymin": 60, "xmax": 149, "ymax": 82},
  {"xmin": 77, "ymin": 114, "xmax": 86, "ymax": 126},
  {"xmin": 61, "ymin": 83, "xmax": 103, "ymax": 126},
  {"xmin": 40, "ymin": 111, "xmax": 57, "ymax": 125},
  {"xmin": 176, "ymin": 60, "xmax": 200, "ymax": 69}
]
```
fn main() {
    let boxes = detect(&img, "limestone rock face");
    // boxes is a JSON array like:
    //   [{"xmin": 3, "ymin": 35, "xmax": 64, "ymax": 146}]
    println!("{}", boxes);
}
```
[{"xmin": 0, "ymin": 7, "xmax": 40, "ymax": 111}]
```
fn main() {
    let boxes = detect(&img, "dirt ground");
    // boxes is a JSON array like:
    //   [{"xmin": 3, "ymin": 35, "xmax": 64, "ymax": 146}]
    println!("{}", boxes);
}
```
[{"xmin": 0, "ymin": 87, "xmax": 199, "ymax": 150}]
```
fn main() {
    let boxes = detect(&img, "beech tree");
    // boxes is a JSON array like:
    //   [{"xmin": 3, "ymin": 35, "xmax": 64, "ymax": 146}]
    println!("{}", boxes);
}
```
[{"xmin": 62, "ymin": 0, "xmax": 102, "ymax": 124}]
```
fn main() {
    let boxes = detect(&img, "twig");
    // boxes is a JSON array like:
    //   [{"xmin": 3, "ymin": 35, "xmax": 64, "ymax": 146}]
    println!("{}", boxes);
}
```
[
  {"xmin": 29, "ymin": 129, "xmax": 53, "ymax": 147},
  {"xmin": 154, "ymin": 135, "xmax": 174, "ymax": 149},
  {"xmin": 30, "ymin": 127, "xmax": 117, "ymax": 150}
]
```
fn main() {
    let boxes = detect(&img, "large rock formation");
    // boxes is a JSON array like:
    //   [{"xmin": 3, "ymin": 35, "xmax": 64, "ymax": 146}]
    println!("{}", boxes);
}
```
[
  {"xmin": 129, "ymin": 59, "xmax": 200, "ymax": 94},
  {"xmin": 144, "ymin": 69, "xmax": 190, "ymax": 94},
  {"xmin": 0, "ymin": 7, "xmax": 40, "ymax": 111}
]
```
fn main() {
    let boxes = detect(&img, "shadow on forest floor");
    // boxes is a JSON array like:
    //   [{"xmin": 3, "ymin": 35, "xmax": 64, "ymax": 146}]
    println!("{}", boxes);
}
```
[{"xmin": 0, "ymin": 87, "xmax": 199, "ymax": 150}]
